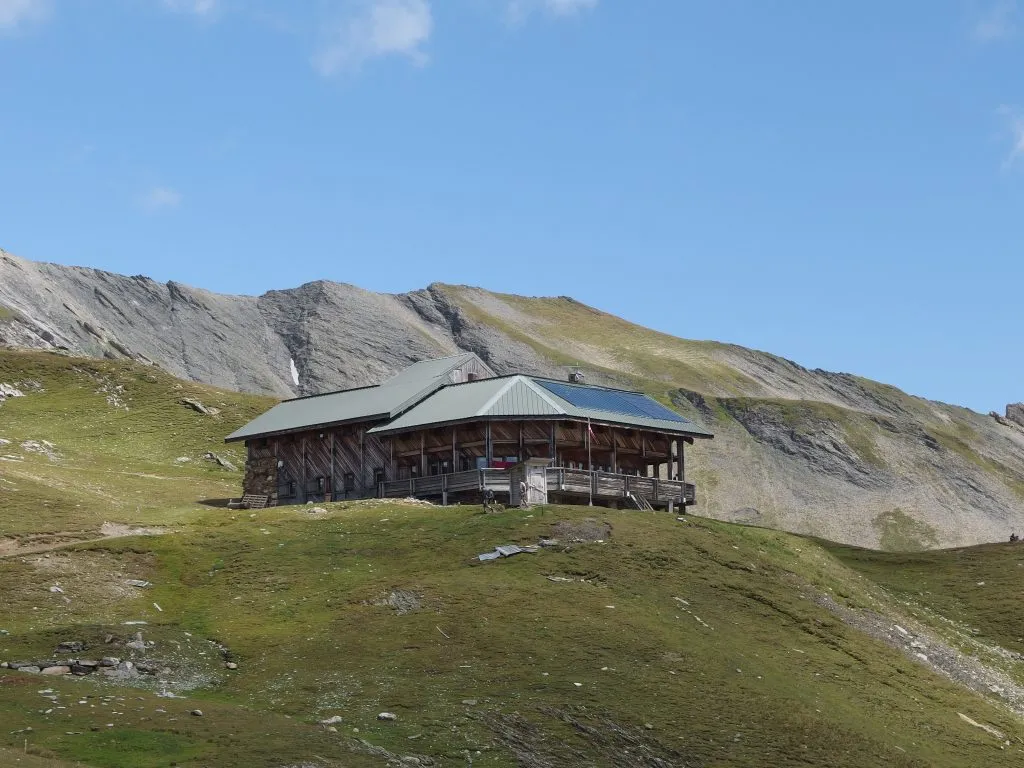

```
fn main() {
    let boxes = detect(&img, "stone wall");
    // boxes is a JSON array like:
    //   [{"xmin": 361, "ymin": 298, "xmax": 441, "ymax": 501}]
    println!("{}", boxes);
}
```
[{"xmin": 243, "ymin": 453, "xmax": 278, "ymax": 504}]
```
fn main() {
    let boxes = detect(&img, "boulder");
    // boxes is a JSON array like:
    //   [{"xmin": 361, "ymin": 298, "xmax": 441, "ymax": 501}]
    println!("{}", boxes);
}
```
[
  {"xmin": 203, "ymin": 452, "xmax": 238, "ymax": 472},
  {"xmin": 41, "ymin": 666, "xmax": 70, "ymax": 676},
  {"xmin": 181, "ymin": 397, "xmax": 220, "ymax": 416},
  {"xmin": 377, "ymin": 712, "xmax": 398, "ymax": 722},
  {"xmin": 54, "ymin": 641, "xmax": 85, "ymax": 654}
]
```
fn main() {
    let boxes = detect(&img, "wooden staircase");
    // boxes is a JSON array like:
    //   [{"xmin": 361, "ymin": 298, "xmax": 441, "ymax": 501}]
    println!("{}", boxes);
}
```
[{"xmin": 627, "ymin": 491, "xmax": 654, "ymax": 511}]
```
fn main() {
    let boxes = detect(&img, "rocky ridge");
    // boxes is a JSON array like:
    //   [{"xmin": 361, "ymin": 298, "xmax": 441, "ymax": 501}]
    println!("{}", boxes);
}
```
[{"xmin": 1, "ymin": 247, "xmax": 1022, "ymax": 549}]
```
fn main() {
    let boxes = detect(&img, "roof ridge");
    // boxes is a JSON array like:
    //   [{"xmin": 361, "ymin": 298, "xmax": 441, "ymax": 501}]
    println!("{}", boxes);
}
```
[
  {"xmin": 528, "ymin": 375, "xmax": 643, "ymax": 395},
  {"xmin": 283, "ymin": 383, "xmax": 379, "ymax": 402}
]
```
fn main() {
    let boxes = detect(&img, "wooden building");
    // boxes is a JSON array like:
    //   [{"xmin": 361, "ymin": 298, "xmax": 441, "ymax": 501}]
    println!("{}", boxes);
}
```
[{"xmin": 226, "ymin": 353, "xmax": 713, "ymax": 510}]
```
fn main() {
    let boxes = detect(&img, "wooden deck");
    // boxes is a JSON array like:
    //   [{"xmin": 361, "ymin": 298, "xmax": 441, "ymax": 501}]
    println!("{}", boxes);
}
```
[{"xmin": 380, "ymin": 467, "xmax": 695, "ymax": 507}]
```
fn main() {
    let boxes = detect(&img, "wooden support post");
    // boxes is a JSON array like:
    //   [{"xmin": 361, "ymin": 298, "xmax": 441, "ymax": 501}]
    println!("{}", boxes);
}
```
[
  {"xmin": 329, "ymin": 432, "xmax": 335, "ymax": 501},
  {"xmin": 586, "ymin": 420, "xmax": 592, "ymax": 472},
  {"xmin": 388, "ymin": 438, "xmax": 394, "ymax": 483},
  {"xmin": 452, "ymin": 426, "xmax": 458, "ymax": 473},
  {"xmin": 420, "ymin": 432, "xmax": 426, "ymax": 478},
  {"xmin": 485, "ymin": 422, "xmax": 493, "ymax": 467},
  {"xmin": 301, "ymin": 437, "xmax": 308, "ymax": 503},
  {"xmin": 611, "ymin": 431, "xmax": 618, "ymax": 474},
  {"xmin": 681, "ymin": 438, "xmax": 687, "ymax": 510},
  {"xmin": 519, "ymin": 422, "xmax": 524, "ymax": 462},
  {"xmin": 359, "ymin": 428, "xmax": 365, "ymax": 497},
  {"xmin": 549, "ymin": 422, "xmax": 556, "ymax": 463},
  {"xmin": 442, "ymin": 474, "xmax": 448, "ymax": 506}
]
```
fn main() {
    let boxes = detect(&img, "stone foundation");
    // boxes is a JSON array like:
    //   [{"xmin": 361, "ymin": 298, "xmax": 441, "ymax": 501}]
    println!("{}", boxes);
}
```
[{"xmin": 243, "ymin": 454, "xmax": 278, "ymax": 505}]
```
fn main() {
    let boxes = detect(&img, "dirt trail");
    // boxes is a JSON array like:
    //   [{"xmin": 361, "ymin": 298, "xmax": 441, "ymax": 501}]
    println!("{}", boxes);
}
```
[{"xmin": 0, "ymin": 523, "xmax": 168, "ymax": 559}]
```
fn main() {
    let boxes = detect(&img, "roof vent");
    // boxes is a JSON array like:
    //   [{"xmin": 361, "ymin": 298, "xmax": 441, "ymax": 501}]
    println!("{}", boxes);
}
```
[{"xmin": 568, "ymin": 366, "xmax": 585, "ymax": 384}]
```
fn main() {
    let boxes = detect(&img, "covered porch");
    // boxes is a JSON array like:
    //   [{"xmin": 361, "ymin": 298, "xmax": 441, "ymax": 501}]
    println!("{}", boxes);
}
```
[{"xmin": 377, "ymin": 419, "xmax": 698, "ymax": 510}]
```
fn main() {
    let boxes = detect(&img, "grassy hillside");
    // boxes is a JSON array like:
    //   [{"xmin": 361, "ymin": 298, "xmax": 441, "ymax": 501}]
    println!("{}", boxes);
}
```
[
  {"xmin": 1, "ymin": 349, "xmax": 1023, "ymax": 766},
  {"xmin": 0, "ymin": 349, "xmax": 273, "ymax": 538},
  {"xmin": 2, "ymin": 503, "xmax": 1024, "ymax": 767}
]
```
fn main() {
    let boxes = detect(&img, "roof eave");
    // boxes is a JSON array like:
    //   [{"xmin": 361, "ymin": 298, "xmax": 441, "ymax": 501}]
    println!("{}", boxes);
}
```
[
  {"xmin": 225, "ymin": 412, "xmax": 391, "ymax": 443},
  {"xmin": 368, "ymin": 413, "xmax": 714, "ymax": 439}
]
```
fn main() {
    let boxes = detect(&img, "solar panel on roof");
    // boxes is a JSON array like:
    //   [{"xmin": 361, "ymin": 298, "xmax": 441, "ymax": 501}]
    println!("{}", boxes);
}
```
[{"xmin": 537, "ymin": 380, "xmax": 687, "ymax": 423}]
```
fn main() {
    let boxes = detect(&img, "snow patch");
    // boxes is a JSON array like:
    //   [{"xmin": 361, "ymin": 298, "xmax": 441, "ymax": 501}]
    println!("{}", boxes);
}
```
[{"xmin": 289, "ymin": 358, "xmax": 300, "ymax": 387}]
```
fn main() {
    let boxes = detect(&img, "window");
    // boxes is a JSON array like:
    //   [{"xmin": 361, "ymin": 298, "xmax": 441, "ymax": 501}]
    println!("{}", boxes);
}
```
[
  {"xmin": 373, "ymin": 468, "xmax": 385, "ymax": 486},
  {"xmin": 343, "ymin": 473, "xmax": 356, "ymax": 492}
]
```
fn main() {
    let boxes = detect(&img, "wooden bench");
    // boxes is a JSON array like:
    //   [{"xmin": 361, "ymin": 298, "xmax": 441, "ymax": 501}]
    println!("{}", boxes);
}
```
[{"xmin": 240, "ymin": 494, "xmax": 269, "ymax": 510}]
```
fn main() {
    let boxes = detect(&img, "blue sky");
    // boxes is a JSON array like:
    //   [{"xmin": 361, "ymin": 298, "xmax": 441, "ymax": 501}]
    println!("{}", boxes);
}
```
[{"xmin": 0, "ymin": 1, "xmax": 1021, "ymax": 412}]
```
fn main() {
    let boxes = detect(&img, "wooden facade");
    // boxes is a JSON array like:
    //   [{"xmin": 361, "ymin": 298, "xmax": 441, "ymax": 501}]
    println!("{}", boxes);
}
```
[
  {"xmin": 244, "ymin": 417, "xmax": 696, "ymax": 510},
  {"xmin": 235, "ymin": 354, "xmax": 709, "ymax": 511}
]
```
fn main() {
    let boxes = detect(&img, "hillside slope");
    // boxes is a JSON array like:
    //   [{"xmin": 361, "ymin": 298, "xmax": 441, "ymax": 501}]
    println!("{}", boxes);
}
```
[
  {"xmin": 2, "ymin": 249, "xmax": 1023, "ymax": 549},
  {"xmin": 1, "ymin": 347, "xmax": 1024, "ymax": 767},
  {"xmin": 3, "ymin": 502, "xmax": 1024, "ymax": 767}
]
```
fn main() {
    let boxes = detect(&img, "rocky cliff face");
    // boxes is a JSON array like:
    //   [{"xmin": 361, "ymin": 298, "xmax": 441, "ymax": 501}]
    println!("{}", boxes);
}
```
[
  {"xmin": 1006, "ymin": 404, "xmax": 1024, "ymax": 429},
  {"xmin": 2, "ymin": 247, "xmax": 1022, "ymax": 549}
]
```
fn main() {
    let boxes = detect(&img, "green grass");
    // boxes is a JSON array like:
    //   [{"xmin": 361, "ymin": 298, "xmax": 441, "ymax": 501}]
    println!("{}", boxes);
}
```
[
  {"xmin": 826, "ymin": 538, "xmax": 1024, "ymax": 657},
  {"xmin": 872, "ymin": 509, "xmax": 940, "ymax": 552},
  {"xmin": 3, "ymin": 340, "xmax": 1024, "ymax": 766},
  {"xmin": 2, "ymin": 503, "xmax": 1022, "ymax": 766},
  {"xmin": 0, "ymin": 349, "xmax": 274, "ymax": 535}
]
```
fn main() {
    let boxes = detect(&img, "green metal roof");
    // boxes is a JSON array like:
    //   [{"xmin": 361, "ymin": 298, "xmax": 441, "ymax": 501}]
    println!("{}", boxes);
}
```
[
  {"xmin": 228, "ymin": 353, "xmax": 714, "ymax": 443},
  {"xmin": 225, "ymin": 352, "xmax": 489, "ymax": 442},
  {"xmin": 367, "ymin": 375, "xmax": 714, "ymax": 438}
]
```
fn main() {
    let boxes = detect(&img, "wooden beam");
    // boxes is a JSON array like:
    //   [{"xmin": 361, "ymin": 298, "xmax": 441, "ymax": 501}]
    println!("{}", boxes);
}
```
[
  {"xmin": 301, "ymin": 436, "xmax": 308, "ymax": 502},
  {"xmin": 550, "ymin": 422, "xmax": 556, "ymax": 463},
  {"xmin": 611, "ymin": 430, "xmax": 618, "ymax": 473},
  {"xmin": 359, "ymin": 428, "xmax": 365, "ymax": 496},
  {"xmin": 330, "ymin": 431, "xmax": 335, "ymax": 501},
  {"xmin": 485, "ymin": 422, "xmax": 493, "ymax": 467},
  {"xmin": 452, "ymin": 426, "xmax": 458, "ymax": 472},
  {"xmin": 677, "ymin": 439, "xmax": 683, "ymax": 486},
  {"xmin": 420, "ymin": 432, "xmax": 426, "ymax": 477},
  {"xmin": 681, "ymin": 440, "xmax": 687, "ymax": 510},
  {"xmin": 519, "ymin": 422, "xmax": 524, "ymax": 462}
]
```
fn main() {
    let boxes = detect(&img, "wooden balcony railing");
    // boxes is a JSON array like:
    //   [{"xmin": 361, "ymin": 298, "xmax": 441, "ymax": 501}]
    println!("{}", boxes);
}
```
[{"xmin": 380, "ymin": 467, "xmax": 695, "ymax": 506}]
